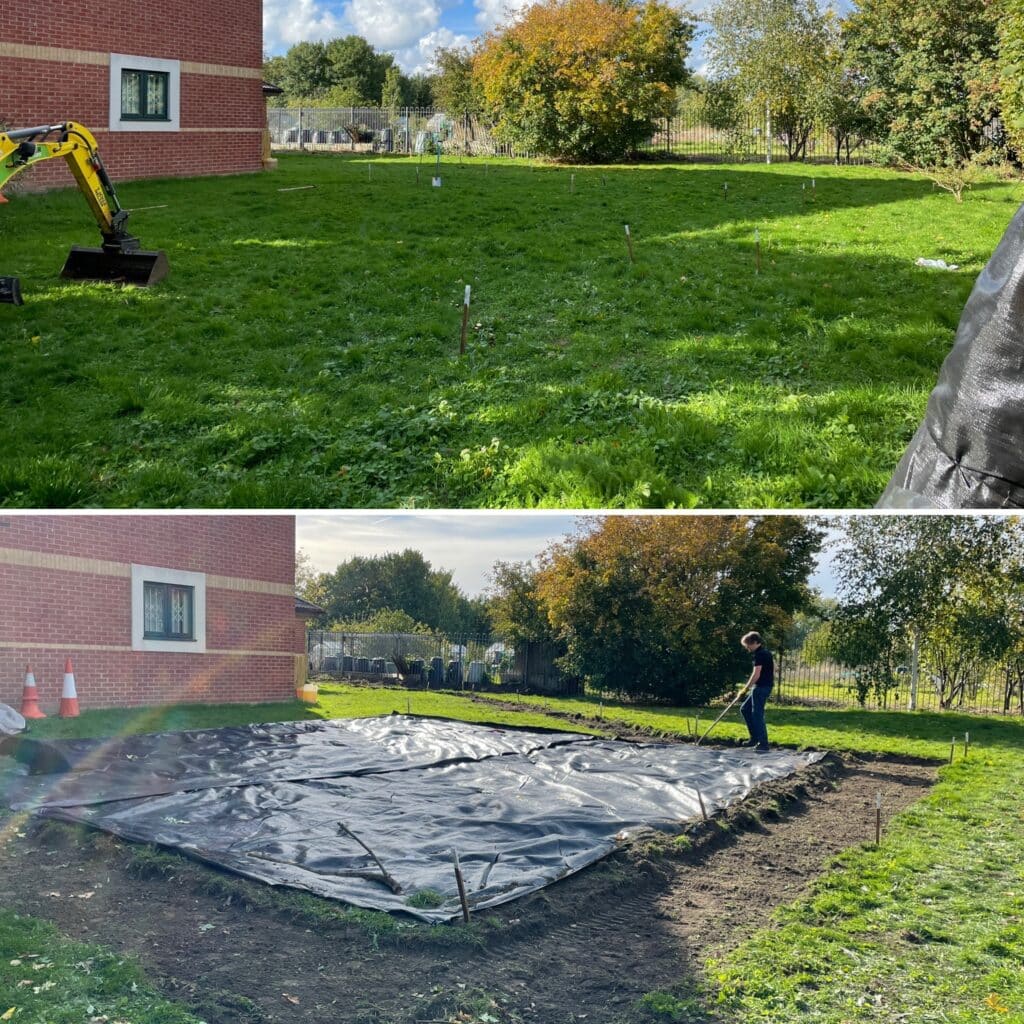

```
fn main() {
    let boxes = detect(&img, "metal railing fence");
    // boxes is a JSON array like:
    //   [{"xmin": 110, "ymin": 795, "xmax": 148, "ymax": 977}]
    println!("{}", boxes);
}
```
[{"xmin": 268, "ymin": 106, "xmax": 881, "ymax": 164}]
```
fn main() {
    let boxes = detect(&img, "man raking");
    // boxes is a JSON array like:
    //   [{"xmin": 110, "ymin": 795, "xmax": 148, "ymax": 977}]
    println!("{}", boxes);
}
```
[{"xmin": 738, "ymin": 631, "xmax": 774, "ymax": 752}]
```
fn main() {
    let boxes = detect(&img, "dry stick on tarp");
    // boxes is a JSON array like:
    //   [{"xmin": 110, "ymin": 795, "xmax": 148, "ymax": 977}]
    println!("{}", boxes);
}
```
[
  {"xmin": 695, "ymin": 788, "xmax": 709, "ymax": 822},
  {"xmin": 337, "ymin": 823, "xmax": 403, "ymax": 894},
  {"xmin": 452, "ymin": 848, "xmax": 471, "ymax": 922}
]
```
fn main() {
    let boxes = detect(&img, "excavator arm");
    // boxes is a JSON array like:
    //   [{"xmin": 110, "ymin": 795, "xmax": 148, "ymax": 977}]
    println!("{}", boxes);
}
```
[{"xmin": 1, "ymin": 121, "xmax": 168, "ymax": 305}]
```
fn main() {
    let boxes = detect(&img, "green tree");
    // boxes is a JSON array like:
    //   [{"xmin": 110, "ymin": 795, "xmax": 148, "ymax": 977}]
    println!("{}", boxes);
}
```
[
  {"xmin": 843, "ymin": 0, "xmax": 1002, "ymax": 167},
  {"xmin": 998, "ymin": 2, "xmax": 1024, "ymax": 158},
  {"xmin": 706, "ymin": 0, "xmax": 837, "ymax": 161},
  {"xmin": 487, "ymin": 560, "xmax": 560, "ymax": 644},
  {"xmin": 828, "ymin": 516, "xmax": 1021, "ymax": 709},
  {"xmin": 433, "ymin": 47, "xmax": 483, "ymax": 118},
  {"xmin": 474, "ymin": 0, "xmax": 694, "ymax": 162},
  {"xmin": 405, "ymin": 73, "xmax": 437, "ymax": 108},
  {"xmin": 318, "ymin": 550, "xmax": 483, "ymax": 635},
  {"xmin": 382, "ymin": 65, "xmax": 404, "ymax": 112},
  {"xmin": 279, "ymin": 41, "xmax": 332, "ymax": 99},
  {"xmin": 534, "ymin": 516, "xmax": 822, "ymax": 703},
  {"xmin": 326, "ymin": 35, "xmax": 395, "ymax": 104}
]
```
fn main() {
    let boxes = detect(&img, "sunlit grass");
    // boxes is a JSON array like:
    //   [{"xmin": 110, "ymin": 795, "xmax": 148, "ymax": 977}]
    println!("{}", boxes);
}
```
[{"xmin": 2, "ymin": 155, "xmax": 1020, "ymax": 507}]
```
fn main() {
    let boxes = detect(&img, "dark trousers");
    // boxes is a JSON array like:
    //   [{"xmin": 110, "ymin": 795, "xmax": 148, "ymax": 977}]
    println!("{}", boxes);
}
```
[{"xmin": 741, "ymin": 686, "xmax": 771, "ymax": 748}]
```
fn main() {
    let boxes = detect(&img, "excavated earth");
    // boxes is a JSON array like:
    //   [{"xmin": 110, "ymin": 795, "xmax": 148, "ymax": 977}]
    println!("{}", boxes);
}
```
[{"xmin": 0, "ymin": 742, "xmax": 937, "ymax": 1024}]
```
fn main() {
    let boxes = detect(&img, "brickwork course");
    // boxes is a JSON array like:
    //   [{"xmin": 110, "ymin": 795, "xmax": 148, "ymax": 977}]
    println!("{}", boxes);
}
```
[
  {"xmin": 0, "ymin": 515, "xmax": 302, "ymax": 711},
  {"xmin": 0, "ymin": 0, "xmax": 265, "ymax": 186}
]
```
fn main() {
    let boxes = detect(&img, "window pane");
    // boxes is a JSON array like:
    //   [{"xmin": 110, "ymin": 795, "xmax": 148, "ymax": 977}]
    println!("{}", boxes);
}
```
[
  {"xmin": 143, "ymin": 582, "xmax": 165, "ymax": 634},
  {"xmin": 146, "ymin": 73, "xmax": 167, "ymax": 117},
  {"xmin": 121, "ymin": 70, "xmax": 142, "ymax": 116},
  {"xmin": 169, "ymin": 587, "xmax": 191, "ymax": 637}
]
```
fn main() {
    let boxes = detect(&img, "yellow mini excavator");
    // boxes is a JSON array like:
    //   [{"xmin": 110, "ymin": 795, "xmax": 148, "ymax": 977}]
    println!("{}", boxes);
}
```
[{"xmin": 1, "ymin": 121, "xmax": 168, "ymax": 305}]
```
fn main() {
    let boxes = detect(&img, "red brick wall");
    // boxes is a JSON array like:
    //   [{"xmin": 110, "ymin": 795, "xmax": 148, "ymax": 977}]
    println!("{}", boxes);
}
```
[
  {"xmin": 1, "ymin": 0, "xmax": 264, "ymax": 185},
  {"xmin": 0, "ymin": 515, "xmax": 300, "ymax": 711},
  {"xmin": 0, "ymin": 515, "xmax": 294, "ymax": 583}
]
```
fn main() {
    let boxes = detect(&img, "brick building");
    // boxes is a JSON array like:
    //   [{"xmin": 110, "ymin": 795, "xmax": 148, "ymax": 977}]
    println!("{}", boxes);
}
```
[
  {"xmin": 0, "ymin": 0, "xmax": 265, "ymax": 186},
  {"xmin": 0, "ymin": 515, "xmax": 304, "ymax": 711}
]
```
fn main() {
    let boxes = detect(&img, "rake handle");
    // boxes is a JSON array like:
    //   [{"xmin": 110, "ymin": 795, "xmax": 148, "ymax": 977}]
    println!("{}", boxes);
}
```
[{"xmin": 696, "ymin": 687, "xmax": 748, "ymax": 746}]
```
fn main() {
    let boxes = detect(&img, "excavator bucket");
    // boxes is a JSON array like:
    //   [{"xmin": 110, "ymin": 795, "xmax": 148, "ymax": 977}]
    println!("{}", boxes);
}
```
[
  {"xmin": 60, "ymin": 245, "xmax": 169, "ymax": 287},
  {"xmin": 0, "ymin": 277, "xmax": 23, "ymax": 306}
]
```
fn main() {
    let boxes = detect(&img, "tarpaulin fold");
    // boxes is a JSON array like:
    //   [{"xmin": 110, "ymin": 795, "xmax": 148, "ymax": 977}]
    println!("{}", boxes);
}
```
[
  {"xmin": 880, "ymin": 203, "xmax": 1024, "ymax": 509},
  {"xmin": 5, "ymin": 716, "xmax": 823, "ymax": 922}
]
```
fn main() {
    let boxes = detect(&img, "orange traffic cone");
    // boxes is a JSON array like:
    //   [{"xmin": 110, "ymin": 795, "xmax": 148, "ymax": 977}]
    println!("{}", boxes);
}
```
[
  {"xmin": 58, "ymin": 658, "xmax": 80, "ymax": 718},
  {"xmin": 0, "ymin": 194, "xmax": 8, "ymax": 204},
  {"xmin": 20, "ymin": 664, "xmax": 46, "ymax": 719}
]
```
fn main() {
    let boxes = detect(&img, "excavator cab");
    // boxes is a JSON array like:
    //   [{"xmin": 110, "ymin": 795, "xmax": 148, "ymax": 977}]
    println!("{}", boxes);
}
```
[{"xmin": 1, "ymin": 122, "xmax": 168, "ymax": 302}]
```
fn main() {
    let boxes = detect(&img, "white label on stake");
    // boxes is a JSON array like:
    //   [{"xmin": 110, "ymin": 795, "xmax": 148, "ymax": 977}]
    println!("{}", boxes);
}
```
[
  {"xmin": 464, "ymin": 285, "xmax": 472, "ymax": 307},
  {"xmin": 624, "ymin": 224, "xmax": 631, "ymax": 237},
  {"xmin": 754, "ymin": 229, "xmax": 760, "ymax": 242}
]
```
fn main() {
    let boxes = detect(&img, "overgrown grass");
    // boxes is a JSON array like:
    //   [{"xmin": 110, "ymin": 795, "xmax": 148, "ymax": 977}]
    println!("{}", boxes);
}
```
[
  {"xmin": 0, "ymin": 910, "xmax": 201, "ymax": 1024},
  {"xmin": 3, "ymin": 154, "xmax": 1020, "ymax": 507}
]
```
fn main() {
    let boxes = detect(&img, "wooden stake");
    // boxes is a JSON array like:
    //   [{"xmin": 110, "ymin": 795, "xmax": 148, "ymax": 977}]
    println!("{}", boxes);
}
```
[
  {"xmin": 754, "ymin": 228, "xmax": 762, "ymax": 274},
  {"xmin": 452, "ymin": 849, "xmax": 471, "ymax": 923},
  {"xmin": 624, "ymin": 224, "xmax": 635, "ymax": 264},
  {"xmin": 949, "ymin": 736, "xmax": 955, "ymax": 764},
  {"xmin": 460, "ymin": 284, "xmax": 471, "ymax": 355},
  {"xmin": 723, "ymin": 182, "xmax": 728, "ymax": 201},
  {"xmin": 599, "ymin": 699, "xmax": 604, "ymax": 719},
  {"xmin": 964, "ymin": 731, "xmax": 970, "ymax": 760},
  {"xmin": 696, "ymin": 789, "xmax": 709, "ymax": 822},
  {"xmin": 811, "ymin": 178, "xmax": 816, "ymax": 201},
  {"xmin": 570, "ymin": 173, "xmax": 575, "ymax": 194},
  {"xmin": 874, "ymin": 791, "xmax": 882, "ymax": 847},
  {"xmin": 407, "ymin": 697, "xmax": 411, "ymax": 714},
  {"xmin": 368, "ymin": 163, "xmax": 373, "ymax": 181}
]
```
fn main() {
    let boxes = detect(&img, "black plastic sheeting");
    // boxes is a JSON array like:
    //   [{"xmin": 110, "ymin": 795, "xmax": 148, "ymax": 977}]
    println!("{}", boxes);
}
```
[
  {"xmin": 880, "ymin": 204, "xmax": 1024, "ymax": 508},
  {"xmin": 6, "ymin": 717, "xmax": 823, "ymax": 922}
]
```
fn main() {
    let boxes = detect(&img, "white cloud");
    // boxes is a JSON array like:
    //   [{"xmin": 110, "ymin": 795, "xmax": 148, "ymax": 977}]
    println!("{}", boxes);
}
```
[
  {"xmin": 474, "ymin": 0, "xmax": 534, "ymax": 31},
  {"xmin": 389, "ymin": 27, "xmax": 475, "ymax": 73},
  {"xmin": 345, "ymin": 0, "xmax": 443, "ymax": 49},
  {"xmin": 263, "ymin": 0, "xmax": 342, "ymax": 53}
]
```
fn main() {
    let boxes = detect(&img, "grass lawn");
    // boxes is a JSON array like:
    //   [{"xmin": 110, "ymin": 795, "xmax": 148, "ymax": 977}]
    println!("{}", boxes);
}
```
[
  {"xmin": 2, "ymin": 154, "xmax": 1020, "ymax": 508},
  {"xmin": 2, "ymin": 688, "xmax": 1022, "ymax": 1022}
]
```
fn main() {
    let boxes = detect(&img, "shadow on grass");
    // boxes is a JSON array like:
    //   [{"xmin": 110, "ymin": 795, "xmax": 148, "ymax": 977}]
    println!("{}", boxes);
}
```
[{"xmin": 1, "ymin": 156, "xmax": 1015, "ymax": 508}]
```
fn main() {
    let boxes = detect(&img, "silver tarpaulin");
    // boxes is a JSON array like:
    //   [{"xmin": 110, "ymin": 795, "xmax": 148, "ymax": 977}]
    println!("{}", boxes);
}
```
[
  {"xmin": 6, "ymin": 716, "xmax": 823, "ymax": 922},
  {"xmin": 880, "ymin": 204, "xmax": 1024, "ymax": 508}
]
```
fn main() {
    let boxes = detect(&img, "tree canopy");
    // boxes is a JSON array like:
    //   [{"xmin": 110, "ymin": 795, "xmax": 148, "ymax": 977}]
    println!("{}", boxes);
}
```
[
  {"xmin": 474, "ymin": 0, "xmax": 694, "ymax": 161},
  {"xmin": 825, "ymin": 516, "xmax": 1024, "ymax": 707},
  {"xmin": 842, "ymin": 0, "xmax": 1002, "ymax": 166},
  {"xmin": 311, "ymin": 550, "xmax": 491, "ymax": 636},
  {"xmin": 263, "ymin": 36, "xmax": 435, "ymax": 108},
  {"xmin": 531, "ymin": 515, "xmax": 822, "ymax": 703}
]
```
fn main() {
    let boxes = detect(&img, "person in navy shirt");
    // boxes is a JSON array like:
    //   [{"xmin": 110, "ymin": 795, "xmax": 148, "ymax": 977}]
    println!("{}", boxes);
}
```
[{"xmin": 739, "ymin": 631, "xmax": 773, "ymax": 752}]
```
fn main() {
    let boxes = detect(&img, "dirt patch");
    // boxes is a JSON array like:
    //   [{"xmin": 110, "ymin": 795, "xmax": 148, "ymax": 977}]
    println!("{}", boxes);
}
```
[{"xmin": 0, "ymin": 751, "xmax": 936, "ymax": 1024}]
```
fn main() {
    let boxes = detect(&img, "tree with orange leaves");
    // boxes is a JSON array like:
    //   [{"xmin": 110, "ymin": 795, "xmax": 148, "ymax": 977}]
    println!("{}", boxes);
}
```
[
  {"xmin": 473, "ymin": 0, "xmax": 694, "ymax": 161},
  {"xmin": 533, "ymin": 516, "xmax": 822, "ymax": 703}
]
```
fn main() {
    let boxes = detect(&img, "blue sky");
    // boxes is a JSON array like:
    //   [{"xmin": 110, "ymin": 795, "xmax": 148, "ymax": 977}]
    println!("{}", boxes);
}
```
[
  {"xmin": 262, "ymin": 0, "xmax": 721, "ymax": 73},
  {"xmin": 296, "ymin": 513, "xmax": 839, "ymax": 597},
  {"xmin": 263, "ymin": 0, "xmax": 852, "ymax": 79}
]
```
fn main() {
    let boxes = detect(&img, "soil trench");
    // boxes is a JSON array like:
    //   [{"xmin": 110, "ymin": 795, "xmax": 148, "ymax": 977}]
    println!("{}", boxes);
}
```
[{"xmin": 0, "ymin": 752, "xmax": 937, "ymax": 1024}]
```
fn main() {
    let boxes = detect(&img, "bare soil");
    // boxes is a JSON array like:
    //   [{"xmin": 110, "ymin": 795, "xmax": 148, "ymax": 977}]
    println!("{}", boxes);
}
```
[{"xmin": 0, "ymin": 750, "xmax": 937, "ymax": 1024}]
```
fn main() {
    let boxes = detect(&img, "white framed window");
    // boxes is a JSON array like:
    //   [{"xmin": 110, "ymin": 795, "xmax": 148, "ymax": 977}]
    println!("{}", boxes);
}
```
[
  {"xmin": 110, "ymin": 53, "xmax": 180, "ymax": 132},
  {"xmin": 131, "ymin": 564, "xmax": 206, "ymax": 652}
]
